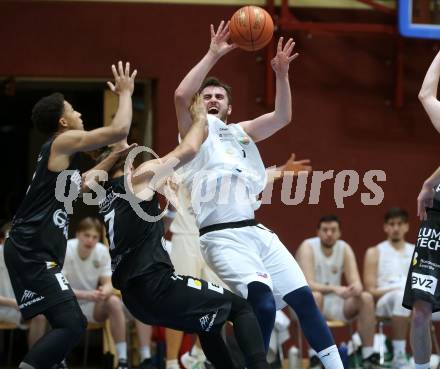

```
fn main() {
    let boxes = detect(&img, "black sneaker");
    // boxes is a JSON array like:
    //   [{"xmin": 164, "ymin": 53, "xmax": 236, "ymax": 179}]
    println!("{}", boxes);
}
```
[
  {"xmin": 363, "ymin": 353, "xmax": 382, "ymax": 369},
  {"xmin": 309, "ymin": 355, "xmax": 324, "ymax": 369},
  {"xmin": 116, "ymin": 359, "xmax": 129, "ymax": 369},
  {"xmin": 51, "ymin": 359, "xmax": 68, "ymax": 369},
  {"xmin": 139, "ymin": 358, "xmax": 155, "ymax": 369}
]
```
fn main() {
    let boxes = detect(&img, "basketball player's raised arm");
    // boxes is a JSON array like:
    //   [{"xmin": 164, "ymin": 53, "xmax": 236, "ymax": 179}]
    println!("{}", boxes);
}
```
[
  {"xmin": 52, "ymin": 62, "xmax": 137, "ymax": 156},
  {"xmin": 174, "ymin": 21, "xmax": 236, "ymax": 137},
  {"xmin": 239, "ymin": 37, "xmax": 298, "ymax": 143},
  {"xmin": 419, "ymin": 51, "xmax": 440, "ymax": 133},
  {"xmin": 132, "ymin": 95, "xmax": 207, "ymax": 190},
  {"xmin": 82, "ymin": 142, "xmax": 137, "ymax": 191},
  {"xmin": 418, "ymin": 165, "xmax": 440, "ymax": 220},
  {"xmin": 296, "ymin": 241, "xmax": 339, "ymax": 294}
]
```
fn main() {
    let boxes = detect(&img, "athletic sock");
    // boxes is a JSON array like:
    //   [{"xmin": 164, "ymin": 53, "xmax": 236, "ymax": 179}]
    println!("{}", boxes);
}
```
[
  {"xmin": 116, "ymin": 341, "xmax": 127, "ymax": 361},
  {"xmin": 318, "ymin": 345, "xmax": 344, "ymax": 369},
  {"xmin": 362, "ymin": 346, "xmax": 374, "ymax": 359},
  {"xmin": 415, "ymin": 363, "xmax": 430, "ymax": 369},
  {"xmin": 139, "ymin": 345, "xmax": 151, "ymax": 361},
  {"xmin": 392, "ymin": 340, "xmax": 406, "ymax": 356}
]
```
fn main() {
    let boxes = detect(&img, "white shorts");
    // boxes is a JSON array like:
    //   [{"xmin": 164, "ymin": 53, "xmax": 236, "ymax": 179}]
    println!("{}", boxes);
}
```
[
  {"xmin": 170, "ymin": 233, "xmax": 226, "ymax": 287},
  {"xmin": 322, "ymin": 294, "xmax": 348, "ymax": 322},
  {"xmin": 376, "ymin": 290, "xmax": 411, "ymax": 318},
  {"xmin": 200, "ymin": 223, "xmax": 308, "ymax": 309},
  {"xmin": 0, "ymin": 306, "xmax": 21, "ymax": 325},
  {"xmin": 79, "ymin": 301, "xmax": 98, "ymax": 323}
]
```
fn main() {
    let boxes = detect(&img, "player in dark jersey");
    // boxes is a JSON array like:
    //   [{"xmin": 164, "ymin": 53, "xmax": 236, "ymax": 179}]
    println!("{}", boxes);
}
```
[
  {"xmin": 402, "ymin": 50, "xmax": 440, "ymax": 369},
  {"xmin": 89, "ymin": 95, "xmax": 270, "ymax": 369},
  {"xmin": 4, "ymin": 61, "xmax": 137, "ymax": 369}
]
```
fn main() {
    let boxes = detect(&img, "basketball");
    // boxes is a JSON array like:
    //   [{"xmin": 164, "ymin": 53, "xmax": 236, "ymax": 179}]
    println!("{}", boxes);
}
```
[{"xmin": 229, "ymin": 6, "xmax": 274, "ymax": 52}]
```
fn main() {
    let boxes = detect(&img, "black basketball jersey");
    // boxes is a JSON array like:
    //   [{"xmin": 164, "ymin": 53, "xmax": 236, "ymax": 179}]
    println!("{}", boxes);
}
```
[
  {"xmin": 98, "ymin": 175, "xmax": 174, "ymax": 290},
  {"xmin": 9, "ymin": 138, "xmax": 81, "ymax": 265}
]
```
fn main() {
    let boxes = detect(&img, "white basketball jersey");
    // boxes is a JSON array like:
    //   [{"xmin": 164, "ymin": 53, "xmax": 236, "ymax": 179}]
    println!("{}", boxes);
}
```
[
  {"xmin": 307, "ymin": 237, "xmax": 346, "ymax": 286},
  {"xmin": 181, "ymin": 115, "xmax": 267, "ymax": 227},
  {"xmin": 170, "ymin": 183, "xmax": 198, "ymax": 235},
  {"xmin": 376, "ymin": 240, "xmax": 414, "ymax": 290}
]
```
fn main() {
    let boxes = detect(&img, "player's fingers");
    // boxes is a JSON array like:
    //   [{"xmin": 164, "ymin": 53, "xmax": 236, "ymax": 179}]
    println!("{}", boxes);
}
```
[
  {"xmin": 277, "ymin": 37, "xmax": 283, "ymax": 52},
  {"xmin": 118, "ymin": 61, "xmax": 124, "ymax": 77},
  {"xmin": 131, "ymin": 69, "xmax": 138, "ymax": 80},
  {"xmin": 227, "ymin": 43, "xmax": 238, "ymax": 52},
  {"xmin": 210, "ymin": 24, "xmax": 215, "ymax": 38},
  {"xmin": 220, "ymin": 21, "xmax": 230, "ymax": 38},
  {"xmin": 286, "ymin": 41, "xmax": 296, "ymax": 56},
  {"xmin": 111, "ymin": 64, "xmax": 118, "ymax": 80},
  {"xmin": 284, "ymin": 38, "xmax": 294, "ymax": 52},
  {"xmin": 107, "ymin": 81, "xmax": 115, "ymax": 91},
  {"xmin": 125, "ymin": 62, "xmax": 130, "ymax": 77},
  {"xmin": 217, "ymin": 20, "xmax": 225, "ymax": 35},
  {"xmin": 288, "ymin": 53, "xmax": 299, "ymax": 63},
  {"xmin": 298, "ymin": 159, "xmax": 311, "ymax": 165}
]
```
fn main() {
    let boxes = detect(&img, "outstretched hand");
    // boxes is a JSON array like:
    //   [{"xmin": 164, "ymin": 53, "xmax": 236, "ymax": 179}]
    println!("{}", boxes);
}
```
[
  {"xmin": 271, "ymin": 37, "xmax": 298, "ymax": 76},
  {"xmin": 107, "ymin": 61, "xmax": 137, "ymax": 96},
  {"xmin": 281, "ymin": 153, "xmax": 312, "ymax": 175},
  {"xmin": 209, "ymin": 20, "xmax": 237, "ymax": 58}
]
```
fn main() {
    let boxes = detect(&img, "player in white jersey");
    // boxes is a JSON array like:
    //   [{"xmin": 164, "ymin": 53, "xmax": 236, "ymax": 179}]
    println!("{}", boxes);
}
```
[
  {"xmin": 0, "ymin": 222, "xmax": 46, "ymax": 349},
  {"xmin": 364, "ymin": 208, "xmax": 414, "ymax": 369},
  {"xmin": 296, "ymin": 215, "xmax": 377, "ymax": 369},
  {"xmin": 63, "ymin": 217, "xmax": 154, "ymax": 369},
  {"xmin": 164, "ymin": 155, "xmax": 312, "ymax": 369},
  {"xmin": 174, "ymin": 21, "xmax": 343, "ymax": 369}
]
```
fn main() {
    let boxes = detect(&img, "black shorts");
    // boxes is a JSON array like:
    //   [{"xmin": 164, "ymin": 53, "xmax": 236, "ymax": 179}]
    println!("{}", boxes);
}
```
[
  {"xmin": 403, "ymin": 211, "xmax": 440, "ymax": 312},
  {"xmin": 122, "ymin": 270, "xmax": 232, "ymax": 334},
  {"xmin": 4, "ymin": 238, "xmax": 75, "ymax": 320}
]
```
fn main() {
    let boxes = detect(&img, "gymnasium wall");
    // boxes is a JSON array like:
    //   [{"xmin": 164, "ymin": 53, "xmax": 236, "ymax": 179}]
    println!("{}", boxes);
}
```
[{"xmin": 1, "ymin": 1, "xmax": 439, "ymax": 267}]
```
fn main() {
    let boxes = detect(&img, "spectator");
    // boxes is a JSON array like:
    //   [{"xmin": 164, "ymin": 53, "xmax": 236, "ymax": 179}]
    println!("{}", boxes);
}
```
[
  {"xmin": 296, "ymin": 215, "xmax": 377, "ymax": 369},
  {"xmin": 364, "ymin": 208, "xmax": 413, "ymax": 369}
]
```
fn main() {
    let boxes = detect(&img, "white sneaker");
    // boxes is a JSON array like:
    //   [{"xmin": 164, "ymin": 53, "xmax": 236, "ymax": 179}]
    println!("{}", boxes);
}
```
[
  {"xmin": 393, "ymin": 353, "xmax": 412, "ymax": 369},
  {"xmin": 181, "ymin": 351, "xmax": 206, "ymax": 369}
]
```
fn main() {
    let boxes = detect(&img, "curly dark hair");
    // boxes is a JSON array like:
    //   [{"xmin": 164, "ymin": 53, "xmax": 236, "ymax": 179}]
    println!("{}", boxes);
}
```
[{"xmin": 31, "ymin": 92, "xmax": 65, "ymax": 134}]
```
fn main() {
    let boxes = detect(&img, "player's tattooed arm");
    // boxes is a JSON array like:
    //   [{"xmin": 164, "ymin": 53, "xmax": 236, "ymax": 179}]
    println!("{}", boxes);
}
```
[
  {"xmin": 419, "ymin": 51, "xmax": 440, "ymax": 133},
  {"xmin": 239, "ymin": 37, "xmax": 298, "ymax": 143},
  {"xmin": 132, "ymin": 95, "xmax": 207, "ymax": 195},
  {"xmin": 175, "ymin": 21, "xmax": 236, "ymax": 138},
  {"xmin": 50, "ymin": 62, "xmax": 136, "ymax": 171}
]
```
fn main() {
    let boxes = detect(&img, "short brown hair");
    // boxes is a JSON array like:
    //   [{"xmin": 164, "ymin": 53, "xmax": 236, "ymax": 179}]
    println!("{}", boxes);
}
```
[
  {"xmin": 76, "ymin": 217, "xmax": 102, "ymax": 235},
  {"xmin": 199, "ymin": 76, "xmax": 232, "ymax": 104}
]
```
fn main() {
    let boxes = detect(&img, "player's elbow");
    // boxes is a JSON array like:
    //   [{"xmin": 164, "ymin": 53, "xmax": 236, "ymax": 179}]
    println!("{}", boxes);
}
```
[{"xmin": 174, "ymin": 88, "xmax": 189, "ymax": 105}]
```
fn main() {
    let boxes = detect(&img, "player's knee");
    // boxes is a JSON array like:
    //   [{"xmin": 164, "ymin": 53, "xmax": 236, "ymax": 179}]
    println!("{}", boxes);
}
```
[
  {"xmin": 286, "ymin": 286, "xmax": 316, "ymax": 310},
  {"xmin": 107, "ymin": 295, "xmax": 123, "ymax": 312},
  {"xmin": 360, "ymin": 291, "xmax": 374, "ymax": 307},
  {"xmin": 247, "ymin": 282, "xmax": 276, "ymax": 318},
  {"xmin": 412, "ymin": 301, "xmax": 432, "ymax": 327}
]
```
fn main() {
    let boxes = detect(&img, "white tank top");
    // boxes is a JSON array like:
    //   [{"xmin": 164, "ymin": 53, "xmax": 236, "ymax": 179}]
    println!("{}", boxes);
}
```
[
  {"xmin": 307, "ymin": 237, "xmax": 346, "ymax": 286},
  {"xmin": 169, "ymin": 183, "xmax": 198, "ymax": 235},
  {"xmin": 182, "ymin": 115, "xmax": 267, "ymax": 228},
  {"xmin": 376, "ymin": 240, "xmax": 414, "ymax": 290}
]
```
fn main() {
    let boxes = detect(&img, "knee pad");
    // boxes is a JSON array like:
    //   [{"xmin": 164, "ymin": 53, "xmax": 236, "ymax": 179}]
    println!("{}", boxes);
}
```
[
  {"xmin": 285, "ymin": 286, "xmax": 316, "ymax": 312},
  {"xmin": 247, "ymin": 282, "xmax": 276, "ymax": 320}
]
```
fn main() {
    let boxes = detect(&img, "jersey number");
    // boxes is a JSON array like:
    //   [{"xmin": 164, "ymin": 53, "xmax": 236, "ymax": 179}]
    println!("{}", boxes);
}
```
[{"xmin": 104, "ymin": 209, "xmax": 116, "ymax": 250}]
